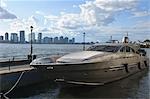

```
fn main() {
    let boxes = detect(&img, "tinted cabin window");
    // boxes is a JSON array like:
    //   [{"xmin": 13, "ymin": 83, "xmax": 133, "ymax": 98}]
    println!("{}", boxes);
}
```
[
  {"xmin": 138, "ymin": 49, "xmax": 146, "ymax": 56},
  {"xmin": 126, "ymin": 46, "xmax": 130, "ymax": 52},
  {"xmin": 87, "ymin": 45, "xmax": 121, "ymax": 52},
  {"xmin": 120, "ymin": 46, "xmax": 135, "ymax": 53},
  {"xmin": 126, "ymin": 46, "xmax": 135, "ymax": 53}
]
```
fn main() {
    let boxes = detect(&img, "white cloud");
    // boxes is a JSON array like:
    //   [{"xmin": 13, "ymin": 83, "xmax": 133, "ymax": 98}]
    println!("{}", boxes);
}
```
[
  {"xmin": 35, "ymin": 11, "xmax": 45, "ymax": 16},
  {"xmin": 39, "ymin": 27, "xmax": 51, "ymax": 32},
  {"xmin": 132, "ymin": 11, "xmax": 150, "ymax": 17},
  {"xmin": 33, "ymin": 0, "xmax": 149, "ymax": 41},
  {"xmin": 9, "ymin": 19, "xmax": 24, "ymax": 32},
  {"xmin": 134, "ymin": 21, "xmax": 150, "ymax": 31},
  {"xmin": 94, "ymin": 0, "xmax": 137, "ymax": 12},
  {"xmin": 43, "ymin": 14, "xmax": 59, "ymax": 27},
  {"xmin": 79, "ymin": 0, "xmax": 138, "ymax": 26},
  {"xmin": 5, "ymin": 0, "xmax": 149, "ymax": 41},
  {"xmin": 9, "ymin": 16, "xmax": 39, "ymax": 33},
  {"xmin": 0, "ymin": 0, "xmax": 7, "ymax": 8},
  {"xmin": 0, "ymin": 7, "xmax": 17, "ymax": 19},
  {"xmin": 57, "ymin": 13, "xmax": 85, "ymax": 29},
  {"xmin": 46, "ymin": 0, "xmax": 139, "ymax": 31},
  {"xmin": 44, "ymin": 15, "xmax": 59, "ymax": 21}
]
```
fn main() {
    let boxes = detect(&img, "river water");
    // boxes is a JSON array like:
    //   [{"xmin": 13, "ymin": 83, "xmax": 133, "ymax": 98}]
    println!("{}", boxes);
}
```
[
  {"xmin": 0, "ymin": 44, "xmax": 149, "ymax": 99},
  {"xmin": 0, "ymin": 44, "xmax": 87, "ymax": 61}
]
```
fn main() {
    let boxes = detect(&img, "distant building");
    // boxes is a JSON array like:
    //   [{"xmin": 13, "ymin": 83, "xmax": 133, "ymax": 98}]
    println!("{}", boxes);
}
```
[
  {"xmin": 38, "ymin": 33, "xmax": 42, "ymax": 43},
  {"xmin": 54, "ymin": 37, "xmax": 59, "ymax": 44},
  {"xmin": 43, "ymin": 37, "xmax": 50, "ymax": 44},
  {"xmin": 5, "ymin": 32, "xmax": 9, "ymax": 41},
  {"xmin": 69, "ymin": 38, "xmax": 75, "ymax": 44},
  {"xmin": 0, "ymin": 36, "xmax": 4, "ymax": 41},
  {"xmin": 49, "ymin": 37, "xmax": 53, "ymax": 43},
  {"xmin": 20, "ymin": 30, "xmax": 25, "ymax": 43},
  {"xmin": 59, "ymin": 36, "xmax": 64, "ymax": 44},
  {"xmin": 64, "ymin": 37, "xmax": 68, "ymax": 44},
  {"xmin": 11, "ymin": 33, "xmax": 18, "ymax": 43},
  {"xmin": 28, "ymin": 33, "xmax": 35, "ymax": 43},
  {"xmin": 69, "ymin": 39, "xmax": 73, "ymax": 44},
  {"xmin": 72, "ymin": 38, "xmax": 75, "ymax": 43}
]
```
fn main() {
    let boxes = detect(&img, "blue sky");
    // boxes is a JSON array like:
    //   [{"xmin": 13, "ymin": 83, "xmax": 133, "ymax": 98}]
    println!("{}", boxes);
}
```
[{"xmin": 0, "ymin": 0, "xmax": 150, "ymax": 42}]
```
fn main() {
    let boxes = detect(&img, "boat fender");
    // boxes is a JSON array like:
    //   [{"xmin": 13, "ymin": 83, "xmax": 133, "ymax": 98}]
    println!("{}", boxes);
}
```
[
  {"xmin": 124, "ymin": 64, "xmax": 129, "ymax": 73},
  {"xmin": 138, "ymin": 62, "xmax": 141, "ymax": 70}
]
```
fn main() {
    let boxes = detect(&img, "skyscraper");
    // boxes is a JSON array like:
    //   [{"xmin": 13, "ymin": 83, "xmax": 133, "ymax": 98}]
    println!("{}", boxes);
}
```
[
  {"xmin": 28, "ymin": 33, "xmax": 35, "ymax": 43},
  {"xmin": 11, "ymin": 33, "xmax": 18, "ymax": 43},
  {"xmin": 69, "ymin": 38, "xmax": 75, "ymax": 44},
  {"xmin": 49, "ymin": 37, "xmax": 53, "ymax": 43},
  {"xmin": 43, "ymin": 37, "xmax": 50, "ymax": 44},
  {"xmin": 72, "ymin": 38, "xmax": 75, "ymax": 43},
  {"xmin": 64, "ymin": 37, "xmax": 68, "ymax": 44},
  {"xmin": 54, "ymin": 37, "xmax": 59, "ymax": 44},
  {"xmin": 20, "ymin": 30, "xmax": 25, "ymax": 43},
  {"xmin": 5, "ymin": 32, "xmax": 9, "ymax": 41},
  {"xmin": 38, "ymin": 33, "xmax": 42, "ymax": 43},
  {"xmin": 59, "ymin": 36, "xmax": 64, "ymax": 44},
  {"xmin": 0, "ymin": 36, "xmax": 4, "ymax": 41}
]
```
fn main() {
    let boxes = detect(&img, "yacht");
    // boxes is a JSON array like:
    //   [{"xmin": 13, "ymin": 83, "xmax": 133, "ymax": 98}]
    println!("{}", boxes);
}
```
[{"xmin": 30, "ymin": 37, "xmax": 149, "ymax": 85}]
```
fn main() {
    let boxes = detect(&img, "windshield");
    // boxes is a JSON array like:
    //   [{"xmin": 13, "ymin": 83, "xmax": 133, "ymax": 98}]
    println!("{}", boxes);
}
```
[{"xmin": 87, "ymin": 45, "xmax": 121, "ymax": 52}]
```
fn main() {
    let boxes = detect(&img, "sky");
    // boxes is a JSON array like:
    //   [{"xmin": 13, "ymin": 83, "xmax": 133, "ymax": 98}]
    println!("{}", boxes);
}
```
[{"xmin": 0, "ymin": 0, "xmax": 150, "ymax": 42}]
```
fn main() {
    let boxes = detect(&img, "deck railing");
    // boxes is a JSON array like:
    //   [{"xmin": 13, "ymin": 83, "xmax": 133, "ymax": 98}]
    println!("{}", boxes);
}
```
[{"xmin": 0, "ymin": 53, "xmax": 67, "ymax": 70}]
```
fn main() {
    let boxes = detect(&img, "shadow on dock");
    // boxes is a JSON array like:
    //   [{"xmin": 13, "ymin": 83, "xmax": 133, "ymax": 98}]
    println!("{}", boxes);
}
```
[{"xmin": 7, "ymin": 81, "xmax": 59, "ymax": 98}]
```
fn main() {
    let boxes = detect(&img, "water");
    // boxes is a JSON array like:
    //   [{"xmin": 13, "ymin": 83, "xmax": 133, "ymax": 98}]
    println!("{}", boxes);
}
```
[
  {"xmin": 0, "ymin": 44, "xmax": 149, "ymax": 98},
  {"xmin": 0, "ymin": 43, "xmax": 89, "ymax": 61}
]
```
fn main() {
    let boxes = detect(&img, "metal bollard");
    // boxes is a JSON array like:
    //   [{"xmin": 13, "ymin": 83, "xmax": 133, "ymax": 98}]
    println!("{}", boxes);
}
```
[{"xmin": 9, "ymin": 59, "xmax": 10, "ymax": 71}]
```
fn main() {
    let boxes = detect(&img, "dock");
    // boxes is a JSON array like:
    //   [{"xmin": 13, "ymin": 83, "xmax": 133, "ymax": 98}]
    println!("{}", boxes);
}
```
[
  {"xmin": 0, "ymin": 65, "xmax": 34, "ymax": 75},
  {"xmin": 0, "ymin": 63, "xmax": 52, "ymax": 92}
]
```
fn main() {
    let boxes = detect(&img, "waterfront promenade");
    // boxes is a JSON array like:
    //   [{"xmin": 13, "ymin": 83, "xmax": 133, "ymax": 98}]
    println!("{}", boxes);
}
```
[
  {"xmin": 0, "ymin": 65, "xmax": 33, "ymax": 75},
  {"xmin": 0, "ymin": 64, "xmax": 48, "ymax": 92}
]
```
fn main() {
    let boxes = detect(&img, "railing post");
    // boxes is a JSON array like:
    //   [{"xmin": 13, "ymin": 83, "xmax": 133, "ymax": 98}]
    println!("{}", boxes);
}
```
[
  {"xmin": 9, "ymin": 59, "xmax": 10, "ymax": 71},
  {"xmin": 83, "ymin": 32, "xmax": 86, "ymax": 51},
  {"xmin": 12, "ymin": 57, "xmax": 14, "ymax": 61}
]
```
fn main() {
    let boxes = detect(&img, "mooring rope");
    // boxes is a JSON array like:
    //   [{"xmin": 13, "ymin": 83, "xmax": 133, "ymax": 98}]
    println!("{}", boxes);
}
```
[{"xmin": 0, "ymin": 71, "xmax": 25, "ymax": 99}]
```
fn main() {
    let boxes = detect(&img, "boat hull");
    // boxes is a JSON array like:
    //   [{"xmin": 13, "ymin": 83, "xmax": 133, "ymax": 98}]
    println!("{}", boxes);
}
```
[{"xmin": 34, "ymin": 57, "xmax": 149, "ymax": 85}]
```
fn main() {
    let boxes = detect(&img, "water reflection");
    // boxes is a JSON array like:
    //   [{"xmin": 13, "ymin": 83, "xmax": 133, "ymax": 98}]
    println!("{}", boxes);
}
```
[
  {"xmin": 58, "ymin": 69, "xmax": 149, "ymax": 99},
  {"xmin": 8, "ymin": 82, "xmax": 59, "ymax": 98},
  {"xmin": 8, "ymin": 69, "xmax": 149, "ymax": 99}
]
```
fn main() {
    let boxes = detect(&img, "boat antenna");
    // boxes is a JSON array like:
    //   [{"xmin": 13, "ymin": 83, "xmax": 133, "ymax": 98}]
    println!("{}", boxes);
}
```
[
  {"xmin": 127, "ymin": 32, "xmax": 128, "ymax": 37},
  {"xmin": 83, "ymin": 32, "xmax": 85, "ymax": 51},
  {"xmin": 110, "ymin": 35, "xmax": 112, "ymax": 41}
]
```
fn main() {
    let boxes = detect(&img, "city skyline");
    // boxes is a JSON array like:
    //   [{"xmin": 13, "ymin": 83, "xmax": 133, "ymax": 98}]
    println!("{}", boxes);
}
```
[
  {"xmin": 0, "ymin": 0, "xmax": 150, "ymax": 42},
  {"xmin": 0, "ymin": 31, "xmax": 76, "ymax": 44}
]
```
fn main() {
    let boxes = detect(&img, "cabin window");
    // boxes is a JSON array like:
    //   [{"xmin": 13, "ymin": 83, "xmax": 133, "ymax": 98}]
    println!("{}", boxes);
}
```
[
  {"xmin": 120, "ymin": 46, "xmax": 135, "ymax": 53},
  {"xmin": 138, "ymin": 49, "xmax": 146, "ymax": 56},
  {"xmin": 87, "ymin": 45, "xmax": 121, "ymax": 52},
  {"xmin": 126, "ymin": 46, "xmax": 135, "ymax": 53},
  {"xmin": 126, "ymin": 46, "xmax": 130, "ymax": 52}
]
